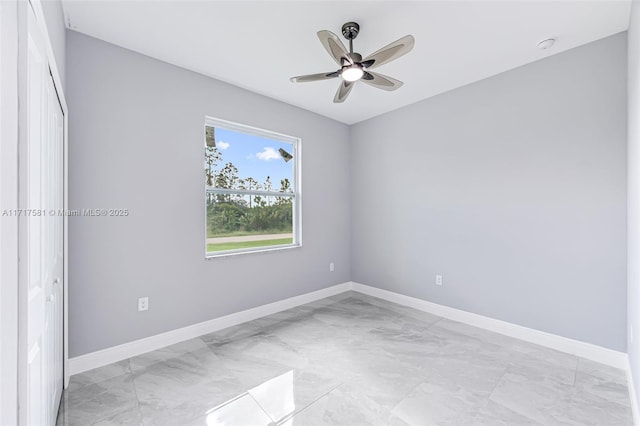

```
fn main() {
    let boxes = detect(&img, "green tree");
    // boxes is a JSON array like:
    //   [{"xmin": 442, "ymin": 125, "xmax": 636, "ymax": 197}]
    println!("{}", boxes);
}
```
[
  {"xmin": 279, "ymin": 178, "xmax": 291, "ymax": 192},
  {"xmin": 276, "ymin": 178, "xmax": 292, "ymax": 206},
  {"xmin": 204, "ymin": 146, "xmax": 221, "ymax": 187},
  {"xmin": 264, "ymin": 176, "xmax": 272, "ymax": 206},
  {"xmin": 205, "ymin": 146, "xmax": 222, "ymax": 206},
  {"xmin": 241, "ymin": 177, "xmax": 260, "ymax": 208},
  {"xmin": 215, "ymin": 162, "xmax": 240, "ymax": 203}
]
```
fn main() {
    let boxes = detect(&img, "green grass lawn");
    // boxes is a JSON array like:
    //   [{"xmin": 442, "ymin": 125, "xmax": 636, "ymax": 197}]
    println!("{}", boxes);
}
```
[
  {"xmin": 207, "ymin": 237, "xmax": 293, "ymax": 252},
  {"xmin": 207, "ymin": 230, "xmax": 291, "ymax": 238}
]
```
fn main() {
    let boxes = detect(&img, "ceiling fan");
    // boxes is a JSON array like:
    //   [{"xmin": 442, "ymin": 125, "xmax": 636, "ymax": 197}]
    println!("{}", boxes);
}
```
[{"xmin": 290, "ymin": 22, "xmax": 415, "ymax": 103}]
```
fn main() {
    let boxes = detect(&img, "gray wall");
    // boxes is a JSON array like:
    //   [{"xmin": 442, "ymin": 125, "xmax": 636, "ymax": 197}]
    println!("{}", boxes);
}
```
[
  {"xmin": 350, "ymin": 33, "xmax": 628, "ymax": 351},
  {"xmin": 66, "ymin": 31, "xmax": 351, "ymax": 357},
  {"xmin": 67, "ymin": 27, "xmax": 629, "ymax": 358},
  {"xmin": 628, "ymin": 0, "xmax": 640, "ymax": 410},
  {"xmin": 40, "ymin": 0, "xmax": 65, "ymax": 88}
]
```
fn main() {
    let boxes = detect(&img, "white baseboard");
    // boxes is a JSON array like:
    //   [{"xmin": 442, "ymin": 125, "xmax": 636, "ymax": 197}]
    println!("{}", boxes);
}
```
[
  {"xmin": 351, "ymin": 282, "xmax": 628, "ymax": 369},
  {"xmin": 69, "ymin": 282, "xmax": 352, "ymax": 375},
  {"xmin": 70, "ymin": 280, "xmax": 628, "ymax": 378},
  {"xmin": 627, "ymin": 357, "xmax": 640, "ymax": 426}
]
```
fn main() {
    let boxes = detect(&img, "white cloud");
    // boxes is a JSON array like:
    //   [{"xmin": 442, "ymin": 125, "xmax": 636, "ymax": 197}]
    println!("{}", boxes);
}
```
[
  {"xmin": 256, "ymin": 147, "xmax": 280, "ymax": 161},
  {"xmin": 217, "ymin": 140, "xmax": 230, "ymax": 150}
]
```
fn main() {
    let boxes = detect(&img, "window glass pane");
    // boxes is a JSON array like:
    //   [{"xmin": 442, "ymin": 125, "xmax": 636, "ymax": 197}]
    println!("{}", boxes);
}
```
[
  {"xmin": 205, "ymin": 126, "xmax": 294, "ymax": 191},
  {"xmin": 206, "ymin": 195, "xmax": 294, "ymax": 253},
  {"xmin": 204, "ymin": 119, "xmax": 299, "ymax": 257}
]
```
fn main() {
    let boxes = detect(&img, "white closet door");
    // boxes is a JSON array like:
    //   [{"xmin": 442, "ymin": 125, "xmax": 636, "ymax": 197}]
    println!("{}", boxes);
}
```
[
  {"xmin": 27, "ymin": 9, "xmax": 46, "ymax": 424},
  {"xmin": 27, "ymin": 5, "xmax": 64, "ymax": 425},
  {"xmin": 45, "ymin": 67, "xmax": 64, "ymax": 422}
]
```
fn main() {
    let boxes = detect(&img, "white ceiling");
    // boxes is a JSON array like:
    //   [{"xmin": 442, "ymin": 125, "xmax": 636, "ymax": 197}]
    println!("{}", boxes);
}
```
[{"xmin": 61, "ymin": 0, "xmax": 631, "ymax": 125}]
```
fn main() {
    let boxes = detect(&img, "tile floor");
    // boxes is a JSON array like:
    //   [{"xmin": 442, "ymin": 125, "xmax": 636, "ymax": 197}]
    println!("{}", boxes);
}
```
[{"xmin": 56, "ymin": 292, "xmax": 634, "ymax": 426}]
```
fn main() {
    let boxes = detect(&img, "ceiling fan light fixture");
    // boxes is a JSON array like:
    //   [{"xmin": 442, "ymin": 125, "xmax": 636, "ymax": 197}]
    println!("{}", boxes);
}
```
[
  {"xmin": 341, "ymin": 64, "xmax": 364, "ymax": 82},
  {"xmin": 290, "ymin": 22, "xmax": 415, "ymax": 102}
]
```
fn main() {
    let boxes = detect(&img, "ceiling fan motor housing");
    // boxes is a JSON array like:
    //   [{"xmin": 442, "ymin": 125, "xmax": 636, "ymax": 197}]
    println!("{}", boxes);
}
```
[
  {"xmin": 347, "ymin": 52, "xmax": 362, "ymax": 62},
  {"xmin": 341, "ymin": 22, "xmax": 360, "ymax": 40}
]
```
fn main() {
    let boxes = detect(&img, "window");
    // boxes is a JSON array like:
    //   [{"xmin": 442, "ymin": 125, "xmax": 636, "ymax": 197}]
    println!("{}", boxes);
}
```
[{"xmin": 204, "ymin": 117, "xmax": 300, "ymax": 257}]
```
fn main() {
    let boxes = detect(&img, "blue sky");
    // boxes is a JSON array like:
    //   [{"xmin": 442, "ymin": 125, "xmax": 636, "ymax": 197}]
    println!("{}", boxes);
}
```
[{"xmin": 213, "ymin": 127, "xmax": 294, "ymax": 191}]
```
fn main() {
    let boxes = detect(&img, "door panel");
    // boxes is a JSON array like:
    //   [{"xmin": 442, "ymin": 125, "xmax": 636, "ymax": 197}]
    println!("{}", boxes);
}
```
[
  {"xmin": 46, "ymin": 69, "xmax": 64, "ymax": 421},
  {"xmin": 27, "ymin": 10, "xmax": 46, "ymax": 424},
  {"xmin": 27, "ymin": 6, "xmax": 64, "ymax": 425}
]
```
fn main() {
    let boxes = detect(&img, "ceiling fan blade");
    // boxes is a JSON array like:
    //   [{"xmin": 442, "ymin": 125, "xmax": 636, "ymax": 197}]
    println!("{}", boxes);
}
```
[
  {"xmin": 362, "ymin": 35, "xmax": 415, "ymax": 70},
  {"xmin": 333, "ymin": 80, "xmax": 355, "ymax": 103},
  {"xmin": 290, "ymin": 71, "xmax": 339, "ymax": 83},
  {"xmin": 317, "ymin": 30, "xmax": 351, "ymax": 66},
  {"xmin": 361, "ymin": 71, "xmax": 403, "ymax": 91}
]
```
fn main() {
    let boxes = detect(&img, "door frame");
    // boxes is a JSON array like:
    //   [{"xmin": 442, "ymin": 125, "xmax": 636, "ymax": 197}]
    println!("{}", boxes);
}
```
[
  {"xmin": 1, "ymin": 0, "xmax": 69, "ymax": 423},
  {"xmin": 0, "ymin": 1, "xmax": 21, "ymax": 425}
]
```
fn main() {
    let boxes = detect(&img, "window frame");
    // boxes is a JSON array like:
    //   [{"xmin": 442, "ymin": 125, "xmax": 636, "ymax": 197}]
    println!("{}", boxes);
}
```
[{"xmin": 204, "ymin": 116, "xmax": 302, "ymax": 259}]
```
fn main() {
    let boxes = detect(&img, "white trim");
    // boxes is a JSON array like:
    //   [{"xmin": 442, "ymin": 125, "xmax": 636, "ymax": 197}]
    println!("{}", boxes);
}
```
[
  {"xmin": 206, "ymin": 188, "xmax": 295, "ymax": 198},
  {"xmin": 205, "ymin": 243, "xmax": 301, "ymax": 260},
  {"xmin": 63, "ymin": 60, "xmax": 69, "ymax": 389},
  {"xmin": 69, "ymin": 282, "xmax": 351, "ymax": 375},
  {"xmin": 0, "ymin": 1, "xmax": 20, "ymax": 424},
  {"xmin": 16, "ymin": 1, "xmax": 28, "ymax": 423},
  {"xmin": 204, "ymin": 116, "xmax": 299, "ymax": 144},
  {"xmin": 627, "ymin": 356, "xmax": 640, "ymax": 426},
  {"xmin": 351, "ymin": 282, "xmax": 628, "ymax": 369}
]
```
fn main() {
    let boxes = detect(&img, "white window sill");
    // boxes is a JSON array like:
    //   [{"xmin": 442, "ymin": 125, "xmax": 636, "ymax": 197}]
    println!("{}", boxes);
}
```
[{"xmin": 205, "ymin": 243, "xmax": 302, "ymax": 260}]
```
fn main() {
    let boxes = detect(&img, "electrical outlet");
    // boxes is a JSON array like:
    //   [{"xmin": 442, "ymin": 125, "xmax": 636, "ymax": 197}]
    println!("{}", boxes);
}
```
[
  {"xmin": 435, "ymin": 274, "xmax": 443, "ymax": 286},
  {"xmin": 138, "ymin": 297, "xmax": 149, "ymax": 312},
  {"xmin": 329, "ymin": 262, "xmax": 335, "ymax": 272}
]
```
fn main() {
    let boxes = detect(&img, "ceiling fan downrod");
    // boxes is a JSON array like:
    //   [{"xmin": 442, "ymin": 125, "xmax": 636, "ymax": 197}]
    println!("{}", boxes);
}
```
[{"xmin": 341, "ymin": 22, "xmax": 359, "ymax": 54}]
